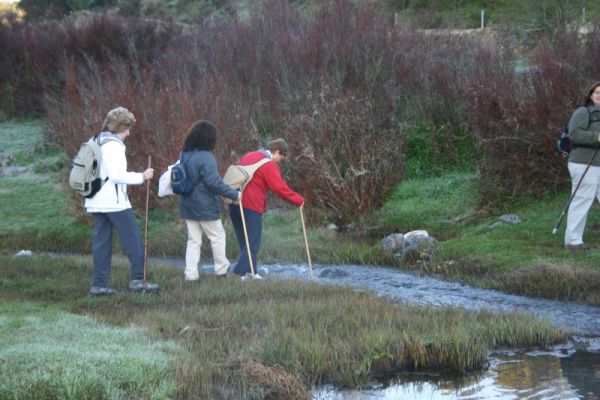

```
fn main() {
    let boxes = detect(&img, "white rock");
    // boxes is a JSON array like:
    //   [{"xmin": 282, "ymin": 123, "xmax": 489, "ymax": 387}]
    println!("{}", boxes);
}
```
[{"xmin": 403, "ymin": 230, "xmax": 429, "ymax": 240}]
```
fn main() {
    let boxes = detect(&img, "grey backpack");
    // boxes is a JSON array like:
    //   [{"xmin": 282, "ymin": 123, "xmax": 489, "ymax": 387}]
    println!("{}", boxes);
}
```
[{"xmin": 69, "ymin": 134, "xmax": 118, "ymax": 198}]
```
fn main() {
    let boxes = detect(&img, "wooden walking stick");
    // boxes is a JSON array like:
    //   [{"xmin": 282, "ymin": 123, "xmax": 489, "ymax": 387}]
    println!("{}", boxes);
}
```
[
  {"xmin": 238, "ymin": 193, "xmax": 256, "ymax": 276},
  {"xmin": 553, "ymin": 144, "xmax": 600, "ymax": 234},
  {"xmin": 299, "ymin": 205, "xmax": 313, "ymax": 278},
  {"xmin": 143, "ymin": 156, "xmax": 151, "ymax": 288}
]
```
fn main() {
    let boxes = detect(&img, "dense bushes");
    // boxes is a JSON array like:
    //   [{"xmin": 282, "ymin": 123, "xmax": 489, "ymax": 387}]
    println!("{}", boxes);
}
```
[
  {"xmin": 4, "ymin": 0, "xmax": 600, "ymax": 219},
  {"xmin": 0, "ymin": 12, "xmax": 184, "ymax": 116},
  {"xmin": 462, "ymin": 27, "xmax": 600, "ymax": 203},
  {"xmin": 34, "ymin": 1, "xmax": 485, "ymax": 221}
]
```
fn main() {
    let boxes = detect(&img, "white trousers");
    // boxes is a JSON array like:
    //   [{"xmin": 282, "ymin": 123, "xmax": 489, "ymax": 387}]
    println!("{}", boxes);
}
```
[
  {"xmin": 565, "ymin": 162, "xmax": 600, "ymax": 246},
  {"xmin": 184, "ymin": 219, "xmax": 229, "ymax": 279}
]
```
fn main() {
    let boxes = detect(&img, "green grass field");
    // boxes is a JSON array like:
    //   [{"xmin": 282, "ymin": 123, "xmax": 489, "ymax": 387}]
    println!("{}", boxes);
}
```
[{"xmin": 0, "ymin": 301, "xmax": 179, "ymax": 400}]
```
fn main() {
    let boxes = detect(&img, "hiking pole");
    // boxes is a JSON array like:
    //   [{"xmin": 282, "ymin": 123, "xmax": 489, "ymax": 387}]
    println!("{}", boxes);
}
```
[
  {"xmin": 143, "ymin": 156, "xmax": 151, "ymax": 288},
  {"xmin": 299, "ymin": 205, "xmax": 313, "ymax": 278},
  {"xmin": 552, "ymin": 145, "xmax": 600, "ymax": 234},
  {"xmin": 238, "ymin": 193, "xmax": 256, "ymax": 276}
]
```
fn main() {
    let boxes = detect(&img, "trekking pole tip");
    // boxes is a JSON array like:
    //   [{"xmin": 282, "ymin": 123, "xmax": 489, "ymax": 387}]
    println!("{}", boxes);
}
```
[{"xmin": 552, "ymin": 228, "xmax": 558, "ymax": 235}]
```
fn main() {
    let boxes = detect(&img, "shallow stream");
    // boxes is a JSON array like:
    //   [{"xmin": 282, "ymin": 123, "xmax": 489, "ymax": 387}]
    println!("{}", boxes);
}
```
[{"xmin": 173, "ymin": 259, "xmax": 600, "ymax": 399}]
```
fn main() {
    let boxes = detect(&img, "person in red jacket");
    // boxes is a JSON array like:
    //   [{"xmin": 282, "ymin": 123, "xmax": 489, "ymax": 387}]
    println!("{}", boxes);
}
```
[{"xmin": 230, "ymin": 138, "xmax": 304, "ymax": 279}]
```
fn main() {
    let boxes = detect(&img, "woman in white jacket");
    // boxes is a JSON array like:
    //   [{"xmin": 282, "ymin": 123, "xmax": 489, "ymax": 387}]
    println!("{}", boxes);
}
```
[{"xmin": 85, "ymin": 107, "xmax": 158, "ymax": 295}]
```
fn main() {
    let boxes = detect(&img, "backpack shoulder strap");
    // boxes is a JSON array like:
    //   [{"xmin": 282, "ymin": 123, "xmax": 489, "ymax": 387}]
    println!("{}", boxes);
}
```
[
  {"xmin": 253, "ymin": 157, "xmax": 272, "ymax": 168},
  {"xmin": 179, "ymin": 151, "xmax": 201, "ymax": 186},
  {"xmin": 180, "ymin": 151, "xmax": 191, "ymax": 163},
  {"xmin": 243, "ymin": 157, "xmax": 271, "ymax": 175},
  {"xmin": 179, "ymin": 151, "xmax": 195, "ymax": 169},
  {"xmin": 587, "ymin": 106, "xmax": 600, "ymax": 124}
]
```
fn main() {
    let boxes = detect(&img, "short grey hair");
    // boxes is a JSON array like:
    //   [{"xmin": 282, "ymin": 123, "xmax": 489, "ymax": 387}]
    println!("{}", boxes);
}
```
[{"xmin": 102, "ymin": 107, "xmax": 136, "ymax": 133}]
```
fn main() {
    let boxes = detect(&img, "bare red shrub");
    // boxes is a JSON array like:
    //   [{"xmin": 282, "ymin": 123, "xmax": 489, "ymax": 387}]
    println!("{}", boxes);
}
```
[
  {"xmin": 0, "ymin": 14, "xmax": 184, "ymax": 116},
  {"xmin": 285, "ymin": 85, "xmax": 405, "ymax": 221},
  {"xmin": 39, "ymin": 0, "xmax": 498, "ymax": 215},
  {"xmin": 45, "ymin": 56, "xmax": 259, "ymax": 208}
]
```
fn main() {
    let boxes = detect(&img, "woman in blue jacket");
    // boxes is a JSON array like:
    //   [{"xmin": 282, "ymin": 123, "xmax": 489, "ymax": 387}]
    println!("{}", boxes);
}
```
[{"xmin": 178, "ymin": 120, "xmax": 240, "ymax": 280}]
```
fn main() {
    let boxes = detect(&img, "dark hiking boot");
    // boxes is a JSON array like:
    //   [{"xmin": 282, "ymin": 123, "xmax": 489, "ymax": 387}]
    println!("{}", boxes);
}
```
[
  {"xmin": 89, "ymin": 287, "xmax": 117, "ymax": 296},
  {"xmin": 129, "ymin": 280, "xmax": 159, "ymax": 293}
]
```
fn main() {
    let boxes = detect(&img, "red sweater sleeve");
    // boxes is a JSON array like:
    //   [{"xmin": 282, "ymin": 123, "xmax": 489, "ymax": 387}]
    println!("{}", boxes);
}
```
[{"xmin": 262, "ymin": 162, "xmax": 304, "ymax": 206}]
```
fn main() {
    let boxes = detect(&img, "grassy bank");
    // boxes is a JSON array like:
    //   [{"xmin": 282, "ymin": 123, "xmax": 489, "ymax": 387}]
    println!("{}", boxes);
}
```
[
  {"xmin": 0, "ymin": 254, "xmax": 568, "ymax": 399},
  {"xmin": 0, "ymin": 121, "xmax": 88, "ymax": 252},
  {"xmin": 372, "ymin": 172, "xmax": 600, "ymax": 305}
]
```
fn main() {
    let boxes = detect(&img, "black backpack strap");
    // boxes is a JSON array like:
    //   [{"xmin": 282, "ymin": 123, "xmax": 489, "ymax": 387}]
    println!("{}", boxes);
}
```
[
  {"xmin": 91, "ymin": 133, "xmax": 110, "ymax": 183},
  {"xmin": 587, "ymin": 106, "xmax": 600, "ymax": 124},
  {"xmin": 179, "ymin": 152, "xmax": 191, "ymax": 171},
  {"xmin": 179, "ymin": 151, "xmax": 200, "ymax": 187}
]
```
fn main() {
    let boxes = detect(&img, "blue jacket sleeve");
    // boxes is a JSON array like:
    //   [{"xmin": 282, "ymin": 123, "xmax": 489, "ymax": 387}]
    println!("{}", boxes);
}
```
[{"xmin": 200, "ymin": 154, "xmax": 239, "ymax": 200}]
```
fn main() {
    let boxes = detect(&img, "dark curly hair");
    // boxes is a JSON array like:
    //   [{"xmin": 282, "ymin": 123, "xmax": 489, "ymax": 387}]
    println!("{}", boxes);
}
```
[
  {"xmin": 584, "ymin": 81, "xmax": 600, "ymax": 107},
  {"xmin": 182, "ymin": 120, "xmax": 217, "ymax": 152}
]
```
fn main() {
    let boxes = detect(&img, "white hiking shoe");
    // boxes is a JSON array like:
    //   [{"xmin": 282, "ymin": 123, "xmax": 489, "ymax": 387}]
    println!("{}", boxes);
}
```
[
  {"xmin": 184, "ymin": 274, "xmax": 199, "ymax": 282},
  {"xmin": 241, "ymin": 273, "xmax": 263, "ymax": 281}
]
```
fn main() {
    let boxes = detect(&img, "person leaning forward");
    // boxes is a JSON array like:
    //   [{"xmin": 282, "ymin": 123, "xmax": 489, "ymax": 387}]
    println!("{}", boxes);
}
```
[
  {"xmin": 178, "ymin": 120, "xmax": 240, "ymax": 281},
  {"xmin": 85, "ymin": 107, "xmax": 158, "ymax": 296},
  {"xmin": 565, "ymin": 81, "xmax": 600, "ymax": 250},
  {"xmin": 229, "ymin": 138, "xmax": 304, "ymax": 279}
]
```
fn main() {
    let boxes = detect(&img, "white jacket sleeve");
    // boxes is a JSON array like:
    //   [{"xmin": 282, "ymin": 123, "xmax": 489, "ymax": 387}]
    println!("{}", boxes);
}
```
[{"xmin": 102, "ymin": 141, "xmax": 144, "ymax": 185}]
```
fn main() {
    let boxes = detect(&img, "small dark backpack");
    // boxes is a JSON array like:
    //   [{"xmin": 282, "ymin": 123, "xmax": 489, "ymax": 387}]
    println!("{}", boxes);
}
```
[
  {"xmin": 556, "ymin": 123, "xmax": 572, "ymax": 158},
  {"xmin": 556, "ymin": 107, "xmax": 598, "ymax": 157},
  {"xmin": 171, "ymin": 153, "xmax": 194, "ymax": 195}
]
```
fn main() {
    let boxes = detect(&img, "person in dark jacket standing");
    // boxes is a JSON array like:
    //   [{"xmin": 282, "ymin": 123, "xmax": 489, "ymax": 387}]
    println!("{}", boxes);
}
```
[
  {"xmin": 565, "ymin": 81, "xmax": 600, "ymax": 249},
  {"xmin": 178, "ymin": 120, "xmax": 240, "ymax": 280},
  {"xmin": 230, "ymin": 138, "xmax": 304, "ymax": 279}
]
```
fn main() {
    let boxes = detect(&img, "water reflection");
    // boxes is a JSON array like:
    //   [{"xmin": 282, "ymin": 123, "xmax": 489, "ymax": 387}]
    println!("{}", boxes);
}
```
[
  {"xmin": 313, "ymin": 347, "xmax": 600, "ymax": 399},
  {"xmin": 561, "ymin": 351, "xmax": 600, "ymax": 399}
]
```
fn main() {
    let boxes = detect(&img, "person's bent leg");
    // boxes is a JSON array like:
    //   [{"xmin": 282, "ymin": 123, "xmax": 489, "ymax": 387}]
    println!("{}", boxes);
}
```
[
  {"xmin": 229, "ymin": 204, "xmax": 250, "ymax": 276},
  {"xmin": 184, "ymin": 219, "xmax": 203, "ymax": 280},
  {"xmin": 565, "ymin": 163, "xmax": 599, "ymax": 246},
  {"xmin": 91, "ymin": 213, "xmax": 114, "ymax": 288},
  {"xmin": 242, "ymin": 208, "xmax": 263, "ymax": 276},
  {"xmin": 108, "ymin": 209, "xmax": 144, "ymax": 281},
  {"xmin": 200, "ymin": 219, "xmax": 229, "ymax": 276}
]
